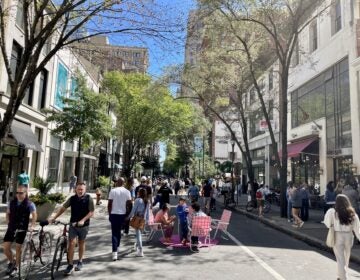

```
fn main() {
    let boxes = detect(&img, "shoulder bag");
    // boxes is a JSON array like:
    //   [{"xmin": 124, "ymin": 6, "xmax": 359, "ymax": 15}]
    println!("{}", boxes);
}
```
[
  {"xmin": 130, "ymin": 215, "xmax": 145, "ymax": 230},
  {"xmin": 326, "ymin": 212, "xmax": 335, "ymax": 248}
]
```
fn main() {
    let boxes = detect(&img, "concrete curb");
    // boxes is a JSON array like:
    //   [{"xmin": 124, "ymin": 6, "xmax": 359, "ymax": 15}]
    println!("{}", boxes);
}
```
[{"xmin": 233, "ymin": 205, "xmax": 360, "ymax": 266}]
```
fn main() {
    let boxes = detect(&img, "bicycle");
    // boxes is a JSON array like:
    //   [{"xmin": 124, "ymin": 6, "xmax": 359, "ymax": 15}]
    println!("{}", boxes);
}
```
[
  {"xmin": 246, "ymin": 199, "xmax": 271, "ymax": 213},
  {"xmin": 19, "ymin": 221, "xmax": 53, "ymax": 280},
  {"xmin": 50, "ymin": 221, "xmax": 71, "ymax": 279}
]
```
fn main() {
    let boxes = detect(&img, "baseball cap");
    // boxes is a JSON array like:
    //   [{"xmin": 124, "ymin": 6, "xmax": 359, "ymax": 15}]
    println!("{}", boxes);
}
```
[{"xmin": 141, "ymin": 176, "xmax": 147, "ymax": 182}]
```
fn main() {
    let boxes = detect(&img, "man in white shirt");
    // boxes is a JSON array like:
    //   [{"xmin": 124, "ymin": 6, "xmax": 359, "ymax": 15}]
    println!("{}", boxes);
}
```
[{"xmin": 108, "ymin": 177, "xmax": 131, "ymax": 261}]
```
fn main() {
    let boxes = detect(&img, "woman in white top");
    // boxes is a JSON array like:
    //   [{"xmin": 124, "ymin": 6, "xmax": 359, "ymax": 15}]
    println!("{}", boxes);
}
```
[{"xmin": 324, "ymin": 194, "xmax": 360, "ymax": 280}]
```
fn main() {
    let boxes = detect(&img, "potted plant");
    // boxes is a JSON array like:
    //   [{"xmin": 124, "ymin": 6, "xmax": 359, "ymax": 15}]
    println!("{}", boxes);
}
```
[{"xmin": 29, "ymin": 177, "xmax": 66, "ymax": 221}]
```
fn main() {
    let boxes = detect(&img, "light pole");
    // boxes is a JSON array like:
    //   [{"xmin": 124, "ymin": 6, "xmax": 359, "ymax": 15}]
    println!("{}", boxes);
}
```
[{"xmin": 230, "ymin": 137, "xmax": 235, "ymax": 203}]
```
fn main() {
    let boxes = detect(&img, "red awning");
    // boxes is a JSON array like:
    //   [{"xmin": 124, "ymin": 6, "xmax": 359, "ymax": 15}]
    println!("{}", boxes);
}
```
[{"xmin": 279, "ymin": 137, "xmax": 318, "ymax": 158}]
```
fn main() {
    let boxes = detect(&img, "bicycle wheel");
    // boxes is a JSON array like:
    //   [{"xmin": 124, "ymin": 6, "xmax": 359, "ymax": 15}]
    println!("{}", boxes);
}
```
[
  {"xmin": 246, "ymin": 201, "xmax": 254, "ymax": 212},
  {"xmin": 19, "ymin": 241, "xmax": 32, "ymax": 280},
  {"xmin": 40, "ymin": 232, "xmax": 52, "ymax": 266},
  {"xmin": 51, "ymin": 237, "xmax": 65, "ymax": 279},
  {"xmin": 263, "ymin": 201, "xmax": 271, "ymax": 213}
]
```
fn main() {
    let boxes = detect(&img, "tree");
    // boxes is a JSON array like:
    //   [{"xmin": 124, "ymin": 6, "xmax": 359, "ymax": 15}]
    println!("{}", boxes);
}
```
[
  {"xmin": 198, "ymin": 0, "xmax": 328, "ymax": 217},
  {"xmin": 45, "ymin": 74, "xmax": 112, "ymax": 181},
  {"xmin": 0, "ymin": 0, "xmax": 181, "ymax": 158},
  {"xmin": 102, "ymin": 71, "xmax": 194, "ymax": 177}
]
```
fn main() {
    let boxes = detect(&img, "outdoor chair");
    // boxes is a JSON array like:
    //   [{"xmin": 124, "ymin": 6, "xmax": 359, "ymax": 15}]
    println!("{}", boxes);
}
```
[
  {"xmin": 189, "ymin": 216, "xmax": 212, "ymax": 253},
  {"xmin": 147, "ymin": 210, "xmax": 164, "ymax": 242},
  {"xmin": 211, "ymin": 209, "xmax": 232, "ymax": 238}
]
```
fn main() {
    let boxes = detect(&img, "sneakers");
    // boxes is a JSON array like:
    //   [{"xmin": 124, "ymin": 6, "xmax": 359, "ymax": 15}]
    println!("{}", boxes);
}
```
[
  {"xmin": 191, "ymin": 246, "xmax": 199, "ymax": 252},
  {"xmin": 299, "ymin": 221, "xmax": 305, "ymax": 228},
  {"xmin": 75, "ymin": 261, "xmax": 83, "ymax": 271},
  {"xmin": 64, "ymin": 264, "xmax": 74, "ymax": 275},
  {"xmin": 9, "ymin": 266, "xmax": 18, "ymax": 277},
  {"xmin": 112, "ymin": 252, "xmax": 118, "ymax": 261},
  {"xmin": 136, "ymin": 248, "xmax": 144, "ymax": 257},
  {"xmin": 6, "ymin": 262, "xmax": 14, "ymax": 275}
]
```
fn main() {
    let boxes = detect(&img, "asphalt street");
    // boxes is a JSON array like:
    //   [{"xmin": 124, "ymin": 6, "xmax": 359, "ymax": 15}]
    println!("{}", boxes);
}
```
[{"xmin": 1, "ymin": 196, "xmax": 360, "ymax": 280}]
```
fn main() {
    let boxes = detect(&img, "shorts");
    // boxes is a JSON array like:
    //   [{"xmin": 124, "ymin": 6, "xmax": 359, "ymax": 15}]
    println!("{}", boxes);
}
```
[
  {"xmin": 3, "ymin": 229, "xmax": 27, "ymax": 244},
  {"xmin": 257, "ymin": 199, "xmax": 264, "ymax": 207},
  {"xmin": 292, "ymin": 206, "xmax": 301, "ymax": 209},
  {"xmin": 69, "ymin": 225, "xmax": 89, "ymax": 241}
]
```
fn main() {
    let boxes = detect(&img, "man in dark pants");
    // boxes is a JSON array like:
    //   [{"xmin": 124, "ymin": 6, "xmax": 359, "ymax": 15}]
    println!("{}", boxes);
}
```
[
  {"xmin": 49, "ymin": 182, "xmax": 94, "ymax": 275},
  {"xmin": 3, "ymin": 185, "xmax": 37, "ymax": 277},
  {"xmin": 108, "ymin": 178, "xmax": 131, "ymax": 261}
]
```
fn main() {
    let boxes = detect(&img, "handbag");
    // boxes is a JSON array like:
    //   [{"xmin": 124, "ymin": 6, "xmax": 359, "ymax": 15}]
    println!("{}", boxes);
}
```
[
  {"xmin": 130, "ymin": 215, "xmax": 145, "ymax": 230},
  {"xmin": 326, "ymin": 226, "xmax": 335, "ymax": 247}
]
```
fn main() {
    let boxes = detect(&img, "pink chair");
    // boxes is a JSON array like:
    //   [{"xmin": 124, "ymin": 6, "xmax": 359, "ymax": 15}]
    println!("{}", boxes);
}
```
[
  {"xmin": 211, "ymin": 209, "xmax": 232, "ymax": 238},
  {"xmin": 189, "ymin": 216, "xmax": 212, "ymax": 252},
  {"xmin": 147, "ymin": 211, "xmax": 164, "ymax": 242}
]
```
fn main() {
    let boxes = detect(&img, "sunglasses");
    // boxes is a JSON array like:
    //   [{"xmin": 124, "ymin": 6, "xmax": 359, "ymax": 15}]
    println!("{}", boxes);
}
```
[{"xmin": 16, "ymin": 192, "xmax": 25, "ymax": 195}]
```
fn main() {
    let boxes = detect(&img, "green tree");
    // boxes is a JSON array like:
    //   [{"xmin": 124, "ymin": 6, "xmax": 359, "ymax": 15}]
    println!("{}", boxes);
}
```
[
  {"xmin": 45, "ymin": 74, "xmax": 112, "ymax": 181},
  {"xmin": 102, "ymin": 71, "xmax": 194, "ymax": 177}
]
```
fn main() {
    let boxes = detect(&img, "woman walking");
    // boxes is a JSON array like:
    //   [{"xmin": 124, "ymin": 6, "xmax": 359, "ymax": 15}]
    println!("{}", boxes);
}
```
[
  {"xmin": 290, "ymin": 184, "xmax": 304, "ymax": 228},
  {"xmin": 324, "ymin": 194, "xmax": 360, "ymax": 280},
  {"xmin": 128, "ymin": 188, "xmax": 149, "ymax": 257}
]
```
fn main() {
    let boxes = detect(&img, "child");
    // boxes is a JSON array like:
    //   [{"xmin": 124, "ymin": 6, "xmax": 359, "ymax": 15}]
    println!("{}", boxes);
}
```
[{"xmin": 176, "ymin": 198, "xmax": 189, "ymax": 245}]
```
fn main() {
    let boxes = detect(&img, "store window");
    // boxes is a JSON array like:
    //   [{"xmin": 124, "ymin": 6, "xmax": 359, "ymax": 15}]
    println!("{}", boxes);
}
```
[{"xmin": 48, "ymin": 135, "xmax": 61, "ymax": 181}]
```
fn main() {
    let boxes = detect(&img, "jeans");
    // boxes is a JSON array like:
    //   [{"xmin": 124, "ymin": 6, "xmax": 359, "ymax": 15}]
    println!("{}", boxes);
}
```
[
  {"xmin": 301, "ymin": 199, "xmax": 309, "ymax": 221},
  {"xmin": 179, "ymin": 221, "xmax": 188, "ymax": 241},
  {"xmin": 135, "ymin": 229, "xmax": 142, "ymax": 250},
  {"xmin": 109, "ymin": 214, "xmax": 126, "ymax": 252},
  {"xmin": 287, "ymin": 200, "xmax": 292, "ymax": 219}
]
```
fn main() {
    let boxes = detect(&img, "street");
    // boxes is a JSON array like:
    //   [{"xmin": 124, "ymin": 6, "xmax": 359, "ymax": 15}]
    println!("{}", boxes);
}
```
[{"xmin": 1, "ymin": 195, "xmax": 360, "ymax": 280}]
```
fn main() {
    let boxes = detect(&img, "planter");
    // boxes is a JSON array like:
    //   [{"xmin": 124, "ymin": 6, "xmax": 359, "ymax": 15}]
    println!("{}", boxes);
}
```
[{"xmin": 36, "ymin": 202, "xmax": 56, "ymax": 222}]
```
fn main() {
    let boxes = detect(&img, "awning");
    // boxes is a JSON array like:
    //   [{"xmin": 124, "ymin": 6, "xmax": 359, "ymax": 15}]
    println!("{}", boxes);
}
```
[
  {"xmin": 11, "ymin": 121, "xmax": 43, "ymax": 152},
  {"xmin": 279, "ymin": 137, "xmax": 318, "ymax": 158}
]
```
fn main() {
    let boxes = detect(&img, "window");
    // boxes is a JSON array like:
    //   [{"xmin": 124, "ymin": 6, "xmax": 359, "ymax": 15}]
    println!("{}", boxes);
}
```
[
  {"xmin": 7, "ymin": 41, "xmax": 22, "ymax": 95},
  {"xmin": 331, "ymin": 0, "xmax": 342, "ymax": 35},
  {"xmin": 249, "ymin": 88, "xmax": 256, "ymax": 104},
  {"xmin": 23, "ymin": 82, "xmax": 34, "ymax": 106},
  {"xmin": 15, "ymin": 0, "xmax": 24, "ymax": 29},
  {"xmin": 309, "ymin": 21, "xmax": 318, "ymax": 52},
  {"xmin": 48, "ymin": 136, "xmax": 61, "ymax": 181},
  {"xmin": 63, "ymin": 157, "xmax": 73, "ymax": 182},
  {"xmin": 268, "ymin": 69, "xmax": 273, "ymax": 90},
  {"xmin": 292, "ymin": 40, "xmax": 300, "ymax": 66},
  {"xmin": 37, "ymin": 69, "xmax": 48, "ymax": 110}
]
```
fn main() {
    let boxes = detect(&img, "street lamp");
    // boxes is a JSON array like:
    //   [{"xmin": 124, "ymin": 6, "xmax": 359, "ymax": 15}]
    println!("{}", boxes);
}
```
[{"xmin": 230, "ymin": 137, "xmax": 235, "ymax": 203}]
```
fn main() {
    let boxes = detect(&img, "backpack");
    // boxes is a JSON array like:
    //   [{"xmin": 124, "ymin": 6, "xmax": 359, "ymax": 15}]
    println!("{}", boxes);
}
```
[{"xmin": 256, "ymin": 189, "xmax": 263, "ymax": 199}]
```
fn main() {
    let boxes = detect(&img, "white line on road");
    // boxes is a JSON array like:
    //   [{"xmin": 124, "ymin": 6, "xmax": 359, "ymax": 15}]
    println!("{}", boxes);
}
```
[{"xmin": 226, "ymin": 231, "xmax": 286, "ymax": 280}]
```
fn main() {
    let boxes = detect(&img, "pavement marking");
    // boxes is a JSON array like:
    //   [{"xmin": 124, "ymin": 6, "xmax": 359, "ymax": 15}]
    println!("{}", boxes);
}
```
[{"xmin": 226, "ymin": 231, "xmax": 286, "ymax": 280}]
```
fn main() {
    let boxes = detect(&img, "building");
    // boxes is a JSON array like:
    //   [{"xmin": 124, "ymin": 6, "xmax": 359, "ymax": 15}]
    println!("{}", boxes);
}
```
[
  {"xmin": 185, "ymin": 0, "xmax": 360, "ymax": 194},
  {"xmin": 75, "ymin": 36, "xmax": 149, "ymax": 74},
  {"xmin": 0, "ymin": 0, "xmax": 105, "ymax": 195}
]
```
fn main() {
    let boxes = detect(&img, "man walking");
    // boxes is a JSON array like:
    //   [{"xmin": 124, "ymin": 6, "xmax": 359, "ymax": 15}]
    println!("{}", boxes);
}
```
[
  {"xmin": 108, "ymin": 177, "xmax": 131, "ymax": 261},
  {"xmin": 3, "ymin": 185, "xmax": 37, "ymax": 277},
  {"xmin": 69, "ymin": 173, "xmax": 77, "ymax": 193},
  {"xmin": 49, "ymin": 182, "xmax": 94, "ymax": 275}
]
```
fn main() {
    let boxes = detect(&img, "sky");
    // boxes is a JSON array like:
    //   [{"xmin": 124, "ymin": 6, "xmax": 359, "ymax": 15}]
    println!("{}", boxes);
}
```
[{"xmin": 108, "ymin": 0, "xmax": 197, "ymax": 166}]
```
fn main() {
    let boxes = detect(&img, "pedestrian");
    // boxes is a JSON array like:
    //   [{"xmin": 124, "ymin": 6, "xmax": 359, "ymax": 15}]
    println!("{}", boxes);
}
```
[
  {"xmin": 324, "ymin": 194, "xmax": 360, "ymax": 280},
  {"xmin": 202, "ymin": 179, "xmax": 212, "ymax": 215},
  {"xmin": 256, "ymin": 184, "xmax": 268, "ymax": 217},
  {"xmin": 290, "ymin": 184, "xmax": 304, "ymax": 228},
  {"xmin": 188, "ymin": 202, "xmax": 207, "ymax": 252},
  {"xmin": 3, "ymin": 185, "xmax": 37, "ymax": 277},
  {"xmin": 49, "ymin": 182, "xmax": 94, "ymax": 275},
  {"xmin": 135, "ymin": 176, "xmax": 152, "ymax": 199},
  {"xmin": 210, "ymin": 184, "xmax": 218, "ymax": 211},
  {"xmin": 174, "ymin": 179, "xmax": 180, "ymax": 198},
  {"xmin": 300, "ymin": 183, "xmax": 310, "ymax": 221},
  {"xmin": 128, "ymin": 188, "xmax": 149, "ymax": 257},
  {"xmin": 157, "ymin": 180, "xmax": 172, "ymax": 205},
  {"xmin": 342, "ymin": 177, "xmax": 360, "ymax": 215},
  {"xmin": 69, "ymin": 173, "xmax": 77, "ymax": 193},
  {"xmin": 324, "ymin": 181, "xmax": 336, "ymax": 215},
  {"xmin": 17, "ymin": 170, "xmax": 30, "ymax": 188},
  {"xmin": 107, "ymin": 177, "xmax": 131, "ymax": 261},
  {"xmin": 176, "ymin": 197, "xmax": 189, "ymax": 245},
  {"xmin": 188, "ymin": 180, "xmax": 200, "ymax": 202},
  {"xmin": 286, "ymin": 182, "xmax": 293, "ymax": 222}
]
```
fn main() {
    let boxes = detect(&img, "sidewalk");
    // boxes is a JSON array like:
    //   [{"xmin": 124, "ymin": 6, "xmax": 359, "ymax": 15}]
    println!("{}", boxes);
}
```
[{"xmin": 216, "ymin": 193, "xmax": 360, "ymax": 265}]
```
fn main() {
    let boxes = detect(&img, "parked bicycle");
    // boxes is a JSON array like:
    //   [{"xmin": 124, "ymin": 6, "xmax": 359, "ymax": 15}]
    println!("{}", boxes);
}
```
[
  {"xmin": 50, "ymin": 221, "xmax": 71, "ymax": 279},
  {"xmin": 246, "ymin": 198, "xmax": 271, "ymax": 213},
  {"xmin": 19, "ymin": 221, "xmax": 52, "ymax": 280}
]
